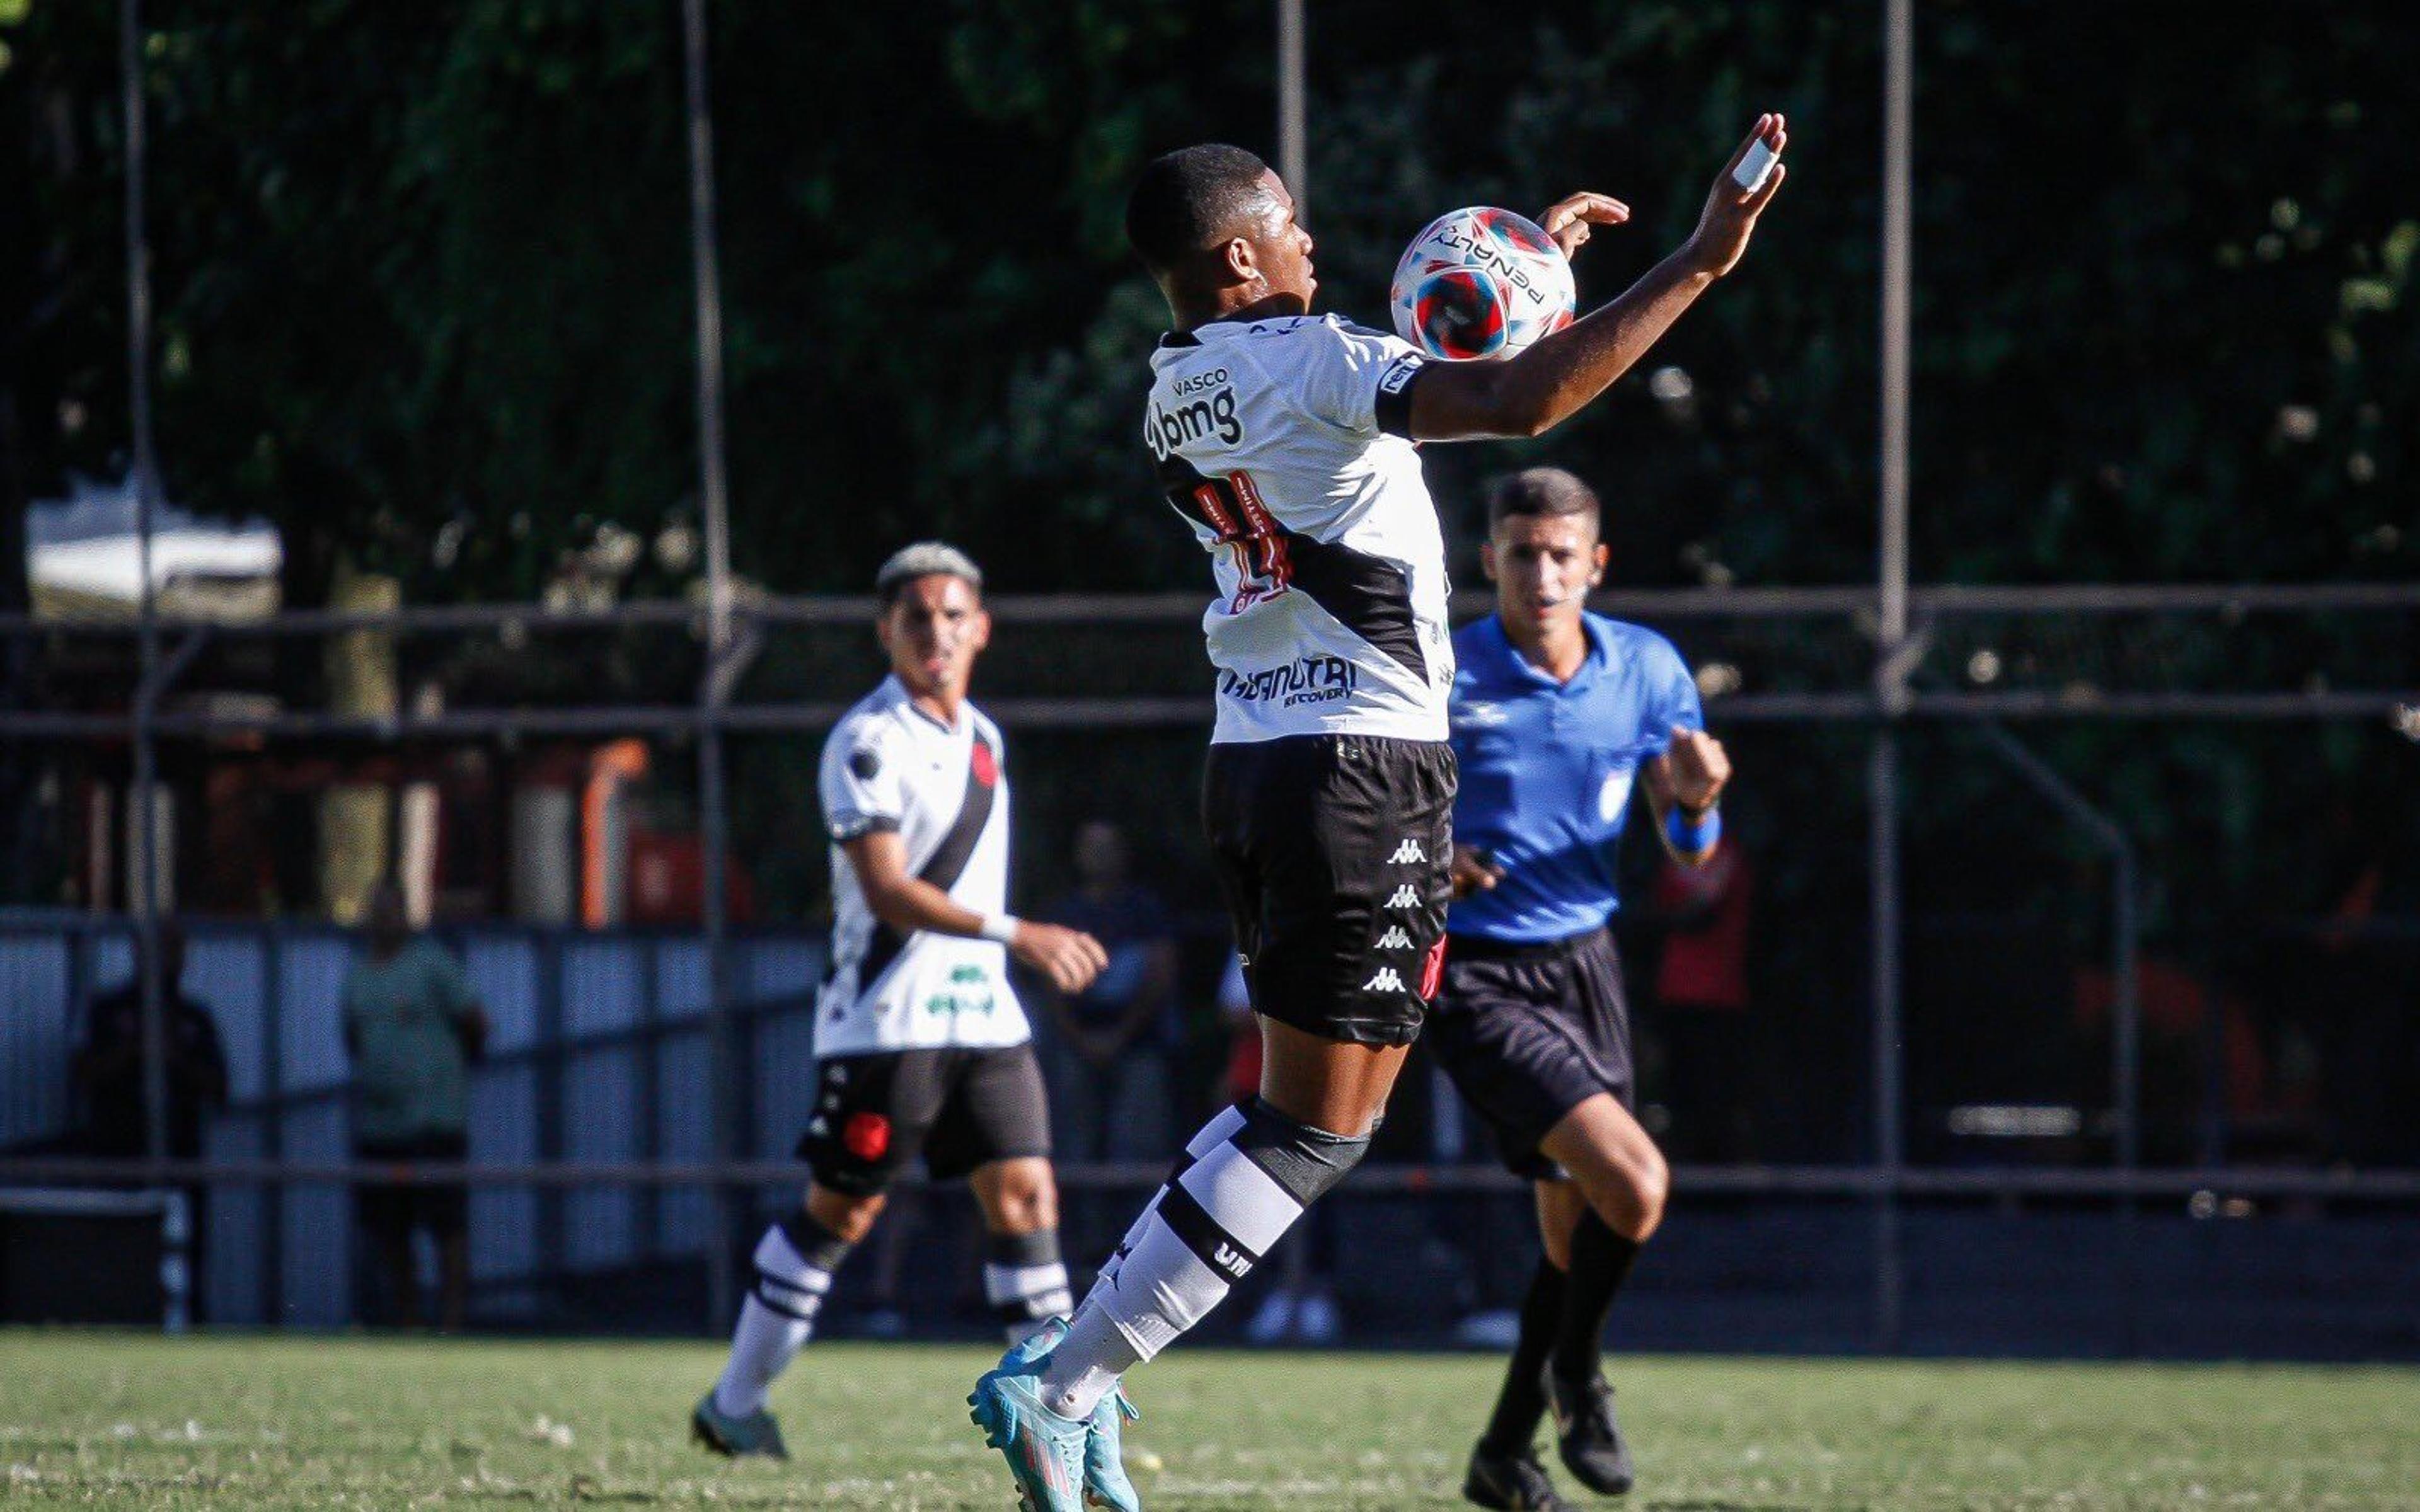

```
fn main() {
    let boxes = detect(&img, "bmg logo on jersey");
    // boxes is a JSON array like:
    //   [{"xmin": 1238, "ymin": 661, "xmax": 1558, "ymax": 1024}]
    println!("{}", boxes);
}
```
[{"xmin": 1147, "ymin": 382, "xmax": 1243, "ymax": 459}]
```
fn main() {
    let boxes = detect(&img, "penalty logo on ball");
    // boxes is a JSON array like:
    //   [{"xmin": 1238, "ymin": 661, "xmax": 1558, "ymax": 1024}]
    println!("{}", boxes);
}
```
[{"xmin": 1390, "ymin": 207, "xmax": 1576, "ymax": 361}]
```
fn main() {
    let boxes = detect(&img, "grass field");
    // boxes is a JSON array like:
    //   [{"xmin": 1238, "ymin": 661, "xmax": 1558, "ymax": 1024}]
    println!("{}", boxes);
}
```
[{"xmin": 4, "ymin": 1333, "xmax": 2417, "ymax": 1509}]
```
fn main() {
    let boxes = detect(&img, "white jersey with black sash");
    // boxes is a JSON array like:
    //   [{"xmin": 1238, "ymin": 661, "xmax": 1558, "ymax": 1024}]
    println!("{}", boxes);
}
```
[
  {"xmin": 1144, "ymin": 312, "xmax": 1455, "ymax": 745},
  {"xmin": 814, "ymin": 676, "xmax": 1027, "ymax": 1055}
]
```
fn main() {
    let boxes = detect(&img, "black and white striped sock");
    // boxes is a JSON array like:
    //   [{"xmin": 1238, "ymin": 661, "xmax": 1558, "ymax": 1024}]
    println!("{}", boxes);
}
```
[
  {"xmin": 712, "ymin": 1213, "xmax": 851, "ymax": 1418},
  {"xmin": 1041, "ymin": 1099, "xmax": 1368, "ymax": 1419},
  {"xmin": 984, "ymin": 1228, "xmax": 1075, "ymax": 1343},
  {"xmin": 1086, "ymin": 1101, "xmax": 1250, "ymax": 1300}
]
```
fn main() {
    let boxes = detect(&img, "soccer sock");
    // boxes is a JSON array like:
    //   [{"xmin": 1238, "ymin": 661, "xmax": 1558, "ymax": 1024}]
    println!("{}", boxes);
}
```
[
  {"xmin": 1086, "ymin": 1102, "xmax": 1250, "ymax": 1298},
  {"xmin": 1039, "ymin": 1099, "xmax": 1368, "ymax": 1421},
  {"xmin": 712, "ymin": 1212, "xmax": 852, "ymax": 1418},
  {"xmin": 984, "ymin": 1228, "xmax": 1075, "ymax": 1343},
  {"xmin": 1479, "ymin": 1254, "xmax": 1569, "ymax": 1455},
  {"xmin": 1548, "ymin": 1211, "xmax": 1641, "ymax": 1390}
]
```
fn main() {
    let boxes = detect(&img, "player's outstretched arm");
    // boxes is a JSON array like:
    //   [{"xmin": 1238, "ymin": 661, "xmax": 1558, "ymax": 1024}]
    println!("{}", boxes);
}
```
[{"xmin": 1409, "ymin": 115, "xmax": 1787, "ymax": 443}]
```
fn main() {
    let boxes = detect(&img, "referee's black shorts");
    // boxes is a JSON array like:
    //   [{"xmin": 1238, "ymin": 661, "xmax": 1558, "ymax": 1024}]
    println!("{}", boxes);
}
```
[
  {"xmin": 1204, "ymin": 733, "xmax": 1456, "ymax": 1047},
  {"xmin": 1427, "ymin": 925, "xmax": 1634, "ymax": 1179}
]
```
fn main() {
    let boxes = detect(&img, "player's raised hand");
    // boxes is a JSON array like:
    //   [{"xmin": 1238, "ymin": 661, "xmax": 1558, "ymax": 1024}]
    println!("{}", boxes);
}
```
[
  {"xmin": 1540, "ymin": 191, "xmax": 1630, "ymax": 259},
  {"xmin": 1685, "ymin": 113, "xmax": 1789, "ymax": 279},
  {"xmin": 1449, "ymin": 844, "xmax": 1506, "ymax": 900},
  {"xmin": 1661, "ymin": 724, "xmax": 1733, "ymax": 813},
  {"xmin": 1013, "ymin": 921, "xmax": 1110, "ymax": 995}
]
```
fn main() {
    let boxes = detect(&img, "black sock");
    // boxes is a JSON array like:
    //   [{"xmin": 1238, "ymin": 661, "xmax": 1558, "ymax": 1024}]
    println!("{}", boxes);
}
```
[
  {"xmin": 1550, "ymin": 1211, "xmax": 1640, "ymax": 1389},
  {"xmin": 1479, "ymin": 1256, "xmax": 1567, "ymax": 1455}
]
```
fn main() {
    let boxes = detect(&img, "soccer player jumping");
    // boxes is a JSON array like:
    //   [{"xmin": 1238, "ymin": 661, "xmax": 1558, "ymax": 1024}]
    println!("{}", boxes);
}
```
[
  {"xmin": 1436, "ymin": 467, "xmax": 1731, "ymax": 1510},
  {"xmin": 970, "ymin": 117, "xmax": 1787, "ymax": 1511}
]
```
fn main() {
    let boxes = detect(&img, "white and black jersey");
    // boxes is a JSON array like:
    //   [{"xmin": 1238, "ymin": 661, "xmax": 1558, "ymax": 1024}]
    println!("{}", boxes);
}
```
[
  {"xmin": 815, "ymin": 677, "xmax": 1028, "ymax": 1056},
  {"xmin": 1145, "ymin": 314, "xmax": 1454, "ymax": 744}
]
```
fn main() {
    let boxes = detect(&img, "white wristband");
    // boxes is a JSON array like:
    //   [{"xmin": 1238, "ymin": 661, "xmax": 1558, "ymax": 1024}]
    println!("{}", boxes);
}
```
[{"xmin": 977, "ymin": 914, "xmax": 1022, "ymax": 945}]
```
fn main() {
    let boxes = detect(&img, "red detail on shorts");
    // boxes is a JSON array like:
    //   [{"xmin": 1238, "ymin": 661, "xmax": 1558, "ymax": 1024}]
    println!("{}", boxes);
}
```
[
  {"xmin": 1417, "ymin": 935, "xmax": 1448, "ymax": 1000},
  {"xmin": 844, "ymin": 1112, "xmax": 892, "ymax": 1162},
  {"xmin": 971, "ymin": 740, "xmax": 999, "ymax": 788}
]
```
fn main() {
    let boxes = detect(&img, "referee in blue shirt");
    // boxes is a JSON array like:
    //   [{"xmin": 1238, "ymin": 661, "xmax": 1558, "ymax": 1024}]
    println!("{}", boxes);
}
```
[{"xmin": 1436, "ymin": 467, "xmax": 1732, "ymax": 1511}]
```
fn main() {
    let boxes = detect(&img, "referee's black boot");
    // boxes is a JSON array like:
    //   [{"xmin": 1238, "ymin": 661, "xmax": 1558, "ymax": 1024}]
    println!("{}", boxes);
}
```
[
  {"xmin": 1463, "ymin": 1440, "xmax": 1575, "ymax": 1511},
  {"xmin": 1546, "ymin": 1373, "xmax": 1634, "ymax": 1495}
]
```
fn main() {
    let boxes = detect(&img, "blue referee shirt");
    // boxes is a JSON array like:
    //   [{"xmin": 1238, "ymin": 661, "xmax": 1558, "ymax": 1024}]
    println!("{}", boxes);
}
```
[{"xmin": 1446, "ymin": 612, "xmax": 1704, "ymax": 944}]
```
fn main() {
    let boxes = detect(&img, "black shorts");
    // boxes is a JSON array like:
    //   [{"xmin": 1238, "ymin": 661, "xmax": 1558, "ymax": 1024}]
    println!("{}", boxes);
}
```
[
  {"xmin": 794, "ymin": 1043, "xmax": 1052, "ymax": 1198},
  {"xmin": 354, "ymin": 1131, "xmax": 470, "ymax": 1241},
  {"xmin": 1426, "ymin": 927, "xmax": 1634, "ymax": 1179},
  {"xmin": 1204, "ymin": 734, "xmax": 1456, "ymax": 1047}
]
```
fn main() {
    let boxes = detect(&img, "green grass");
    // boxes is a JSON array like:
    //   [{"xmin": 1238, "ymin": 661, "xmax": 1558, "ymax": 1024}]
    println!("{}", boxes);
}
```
[{"xmin": 3, "ymin": 1332, "xmax": 2417, "ymax": 1508}]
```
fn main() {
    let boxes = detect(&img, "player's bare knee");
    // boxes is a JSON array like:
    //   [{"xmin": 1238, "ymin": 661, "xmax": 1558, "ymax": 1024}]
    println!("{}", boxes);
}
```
[
  {"xmin": 982, "ymin": 1160, "xmax": 1057, "ymax": 1233},
  {"xmin": 1629, "ymin": 1145, "xmax": 1671, "ymax": 1240},
  {"xmin": 805, "ymin": 1186, "xmax": 885, "ymax": 1244}
]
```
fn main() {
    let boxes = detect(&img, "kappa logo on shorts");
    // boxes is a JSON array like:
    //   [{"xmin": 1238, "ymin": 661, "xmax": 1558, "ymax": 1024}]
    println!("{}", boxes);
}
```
[
  {"xmin": 1361, "ymin": 967, "xmax": 1405, "ymax": 994},
  {"xmin": 1385, "ymin": 885, "xmax": 1420, "ymax": 908},
  {"xmin": 1375, "ymin": 925, "xmax": 1414, "ymax": 950},
  {"xmin": 1386, "ymin": 839, "xmax": 1427, "ymax": 864}
]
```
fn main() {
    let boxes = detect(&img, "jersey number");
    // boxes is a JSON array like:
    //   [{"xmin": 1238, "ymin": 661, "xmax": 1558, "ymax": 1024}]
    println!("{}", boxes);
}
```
[{"xmin": 1176, "ymin": 469, "xmax": 1293, "ymax": 612}]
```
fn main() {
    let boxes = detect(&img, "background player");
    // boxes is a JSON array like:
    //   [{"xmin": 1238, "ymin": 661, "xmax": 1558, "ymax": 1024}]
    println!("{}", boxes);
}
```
[
  {"xmin": 1434, "ymin": 468, "xmax": 1732, "ymax": 1510},
  {"xmin": 692, "ymin": 542, "xmax": 1107, "ymax": 1458},
  {"xmin": 969, "ymin": 115, "xmax": 1786, "ymax": 1511}
]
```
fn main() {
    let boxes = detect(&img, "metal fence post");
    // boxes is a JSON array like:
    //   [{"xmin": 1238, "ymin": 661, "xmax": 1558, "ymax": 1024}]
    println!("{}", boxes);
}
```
[
  {"xmin": 261, "ymin": 924, "xmax": 285, "ymax": 1326},
  {"xmin": 1277, "ymin": 0, "xmax": 1306, "ymax": 215},
  {"xmin": 681, "ymin": 0, "xmax": 742, "ymax": 1335},
  {"xmin": 1871, "ymin": 0, "xmax": 1916, "ymax": 1354},
  {"xmin": 120, "ymin": 0, "xmax": 169, "ymax": 1171}
]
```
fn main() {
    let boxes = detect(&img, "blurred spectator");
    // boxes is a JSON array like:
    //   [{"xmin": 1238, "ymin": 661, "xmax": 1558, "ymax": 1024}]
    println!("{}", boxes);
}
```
[
  {"xmin": 71, "ymin": 921, "xmax": 226, "ymax": 1159},
  {"xmin": 1214, "ymin": 949, "xmax": 1260, "ymax": 1109},
  {"xmin": 2074, "ymin": 958, "xmax": 2270, "ymax": 1161},
  {"xmin": 344, "ymin": 882, "xmax": 487, "ymax": 1331},
  {"xmin": 2305, "ymin": 810, "xmax": 2410, "ymax": 1165},
  {"xmin": 1647, "ymin": 833, "xmax": 1756, "ymax": 1162},
  {"xmin": 1038, "ymin": 820, "xmax": 1178, "ymax": 1160}
]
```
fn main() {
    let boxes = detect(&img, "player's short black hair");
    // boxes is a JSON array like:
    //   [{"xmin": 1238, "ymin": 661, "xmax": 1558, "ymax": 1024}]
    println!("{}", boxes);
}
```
[
  {"xmin": 1125, "ymin": 144, "xmax": 1279, "ymax": 275},
  {"xmin": 1485, "ymin": 467, "xmax": 1602, "ymax": 534}
]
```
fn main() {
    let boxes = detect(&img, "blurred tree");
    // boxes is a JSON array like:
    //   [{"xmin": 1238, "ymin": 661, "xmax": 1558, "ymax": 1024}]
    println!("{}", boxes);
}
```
[{"xmin": 9, "ymin": 0, "xmax": 2414, "ymax": 956}]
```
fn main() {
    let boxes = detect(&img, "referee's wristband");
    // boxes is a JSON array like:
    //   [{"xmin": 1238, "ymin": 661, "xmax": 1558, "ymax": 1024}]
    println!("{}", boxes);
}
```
[
  {"xmin": 1666, "ymin": 805, "xmax": 1721, "ymax": 854},
  {"xmin": 977, "ymin": 914, "xmax": 1022, "ymax": 946}
]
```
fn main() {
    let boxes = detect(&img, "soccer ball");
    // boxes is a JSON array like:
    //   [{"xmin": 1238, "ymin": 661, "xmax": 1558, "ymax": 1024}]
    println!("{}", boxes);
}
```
[{"xmin": 1389, "ymin": 207, "xmax": 1577, "ymax": 361}]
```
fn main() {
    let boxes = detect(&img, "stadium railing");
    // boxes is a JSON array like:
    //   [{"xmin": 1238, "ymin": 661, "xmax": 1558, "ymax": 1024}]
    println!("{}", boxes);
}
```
[{"xmin": 5, "ymin": 583, "xmax": 2417, "ymax": 1346}]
